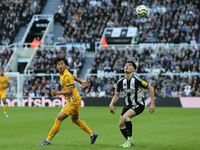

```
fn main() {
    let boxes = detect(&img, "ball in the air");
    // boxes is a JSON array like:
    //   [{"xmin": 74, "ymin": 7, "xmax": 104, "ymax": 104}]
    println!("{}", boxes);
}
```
[{"xmin": 136, "ymin": 5, "xmax": 148, "ymax": 18}]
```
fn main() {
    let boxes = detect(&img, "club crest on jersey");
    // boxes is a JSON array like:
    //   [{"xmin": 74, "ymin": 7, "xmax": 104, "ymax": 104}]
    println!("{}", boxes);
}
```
[
  {"xmin": 2, "ymin": 79, "xmax": 5, "ymax": 81},
  {"xmin": 131, "ymin": 83, "xmax": 134, "ymax": 89},
  {"xmin": 67, "ymin": 79, "xmax": 70, "ymax": 84},
  {"xmin": 130, "ymin": 78, "xmax": 135, "ymax": 89}
]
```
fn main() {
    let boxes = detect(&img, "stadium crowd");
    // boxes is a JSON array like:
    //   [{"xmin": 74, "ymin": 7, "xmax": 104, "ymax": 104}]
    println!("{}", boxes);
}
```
[
  {"xmin": 2, "ymin": 0, "xmax": 200, "ymax": 99},
  {"xmin": 0, "ymin": 0, "xmax": 47, "ymax": 45},
  {"xmin": 54, "ymin": 0, "xmax": 128, "ymax": 48},
  {"xmin": 81, "ymin": 45, "xmax": 200, "ymax": 98},
  {"xmin": 54, "ymin": 0, "xmax": 200, "ymax": 47},
  {"xmin": 124, "ymin": 0, "xmax": 200, "ymax": 44}
]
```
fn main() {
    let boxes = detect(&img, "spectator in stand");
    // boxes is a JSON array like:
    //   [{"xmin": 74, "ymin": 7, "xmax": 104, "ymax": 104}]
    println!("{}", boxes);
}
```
[
  {"xmin": 171, "ymin": 88, "xmax": 178, "ymax": 97},
  {"xmin": 46, "ymin": 31, "xmax": 54, "ymax": 45},
  {"xmin": 30, "ymin": 37, "xmax": 42, "ymax": 49},
  {"xmin": 28, "ymin": 90, "xmax": 35, "ymax": 98},
  {"xmin": 74, "ymin": 58, "xmax": 82, "ymax": 74}
]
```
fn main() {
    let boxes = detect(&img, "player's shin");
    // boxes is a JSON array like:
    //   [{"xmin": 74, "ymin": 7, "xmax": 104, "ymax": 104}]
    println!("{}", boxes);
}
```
[
  {"xmin": 123, "ymin": 116, "xmax": 133, "ymax": 141},
  {"xmin": 3, "ymin": 104, "xmax": 7, "ymax": 113},
  {"xmin": 120, "ymin": 126, "xmax": 127, "ymax": 140},
  {"xmin": 72, "ymin": 119, "xmax": 93, "ymax": 135},
  {"xmin": 47, "ymin": 118, "xmax": 61, "ymax": 141}
]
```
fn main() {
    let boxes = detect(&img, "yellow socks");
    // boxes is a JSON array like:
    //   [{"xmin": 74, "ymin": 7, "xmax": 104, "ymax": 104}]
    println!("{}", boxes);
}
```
[
  {"xmin": 72, "ymin": 119, "xmax": 93, "ymax": 136},
  {"xmin": 47, "ymin": 118, "xmax": 61, "ymax": 141},
  {"xmin": 3, "ymin": 104, "xmax": 7, "ymax": 113},
  {"xmin": 47, "ymin": 118, "xmax": 93, "ymax": 142}
]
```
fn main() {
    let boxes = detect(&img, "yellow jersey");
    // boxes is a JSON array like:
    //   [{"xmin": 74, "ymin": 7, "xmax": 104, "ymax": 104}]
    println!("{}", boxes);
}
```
[
  {"xmin": 0, "ymin": 75, "xmax": 9, "ymax": 91},
  {"xmin": 59, "ymin": 69, "xmax": 81, "ymax": 105}
]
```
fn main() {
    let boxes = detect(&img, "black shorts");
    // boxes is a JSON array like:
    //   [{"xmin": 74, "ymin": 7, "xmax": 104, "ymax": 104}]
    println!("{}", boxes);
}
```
[{"xmin": 121, "ymin": 104, "xmax": 145, "ymax": 116}]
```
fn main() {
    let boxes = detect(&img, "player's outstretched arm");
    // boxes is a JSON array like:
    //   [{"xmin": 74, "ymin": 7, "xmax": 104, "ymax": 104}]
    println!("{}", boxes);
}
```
[
  {"xmin": 51, "ymin": 85, "xmax": 73, "ymax": 95},
  {"xmin": 147, "ymin": 84, "xmax": 155, "ymax": 114},
  {"xmin": 109, "ymin": 91, "xmax": 120, "ymax": 114},
  {"xmin": 73, "ymin": 76, "xmax": 90, "ymax": 87}
]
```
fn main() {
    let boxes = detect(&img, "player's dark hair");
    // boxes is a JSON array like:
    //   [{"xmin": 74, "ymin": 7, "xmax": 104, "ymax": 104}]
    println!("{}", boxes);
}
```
[
  {"xmin": 126, "ymin": 60, "xmax": 137, "ymax": 70},
  {"xmin": 52, "ymin": 57, "xmax": 68, "ymax": 66}
]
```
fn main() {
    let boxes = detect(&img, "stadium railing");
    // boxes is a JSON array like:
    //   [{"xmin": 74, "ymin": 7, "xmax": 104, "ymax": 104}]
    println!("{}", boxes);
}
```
[
  {"xmin": 85, "ymin": 71, "xmax": 200, "ymax": 80},
  {"xmin": 54, "ymin": 42, "xmax": 87, "ymax": 51},
  {"xmin": 95, "ymin": 42, "xmax": 200, "ymax": 54},
  {"xmin": 2, "ymin": 42, "xmax": 200, "ymax": 73}
]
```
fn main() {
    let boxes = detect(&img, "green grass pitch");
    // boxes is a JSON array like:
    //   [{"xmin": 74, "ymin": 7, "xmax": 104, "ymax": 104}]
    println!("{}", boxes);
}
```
[{"xmin": 0, "ymin": 107, "xmax": 200, "ymax": 150}]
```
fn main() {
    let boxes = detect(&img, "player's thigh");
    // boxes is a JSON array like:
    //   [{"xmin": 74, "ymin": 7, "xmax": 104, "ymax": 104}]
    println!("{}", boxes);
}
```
[
  {"xmin": 1, "ymin": 92, "xmax": 7, "ymax": 103},
  {"xmin": 124, "ymin": 104, "xmax": 145, "ymax": 118},
  {"xmin": 57, "ymin": 112, "xmax": 68, "ymax": 121},
  {"xmin": 123, "ymin": 109, "xmax": 136, "ymax": 118},
  {"xmin": 61, "ymin": 104, "xmax": 80, "ymax": 116}
]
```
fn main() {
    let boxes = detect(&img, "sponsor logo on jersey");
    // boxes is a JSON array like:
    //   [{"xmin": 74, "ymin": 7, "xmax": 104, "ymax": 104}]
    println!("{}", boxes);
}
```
[{"xmin": 124, "ymin": 88, "xmax": 135, "ymax": 93}]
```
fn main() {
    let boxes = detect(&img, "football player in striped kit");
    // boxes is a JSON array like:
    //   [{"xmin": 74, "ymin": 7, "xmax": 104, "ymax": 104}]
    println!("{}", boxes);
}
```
[{"xmin": 109, "ymin": 60, "xmax": 155, "ymax": 147}]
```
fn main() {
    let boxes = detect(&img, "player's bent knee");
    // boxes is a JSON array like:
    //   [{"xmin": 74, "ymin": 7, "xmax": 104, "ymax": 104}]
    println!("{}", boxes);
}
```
[
  {"xmin": 123, "ymin": 116, "xmax": 131, "ymax": 122},
  {"xmin": 56, "ymin": 117, "xmax": 63, "ymax": 122},
  {"xmin": 119, "ymin": 122, "xmax": 125, "ymax": 127},
  {"xmin": 3, "ymin": 101, "xmax": 7, "ymax": 105},
  {"xmin": 71, "ymin": 119, "xmax": 78, "ymax": 124},
  {"xmin": 2, "ymin": 98, "xmax": 7, "ymax": 105}
]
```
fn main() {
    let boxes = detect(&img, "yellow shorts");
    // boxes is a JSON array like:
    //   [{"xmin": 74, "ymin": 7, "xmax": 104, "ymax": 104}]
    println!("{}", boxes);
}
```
[
  {"xmin": 61, "ymin": 104, "xmax": 80, "ymax": 116},
  {"xmin": 0, "ymin": 91, "xmax": 6, "ymax": 99}
]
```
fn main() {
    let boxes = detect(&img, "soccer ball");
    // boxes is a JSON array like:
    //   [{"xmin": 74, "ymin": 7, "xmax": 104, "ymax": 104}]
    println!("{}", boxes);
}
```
[{"xmin": 136, "ymin": 5, "xmax": 148, "ymax": 18}]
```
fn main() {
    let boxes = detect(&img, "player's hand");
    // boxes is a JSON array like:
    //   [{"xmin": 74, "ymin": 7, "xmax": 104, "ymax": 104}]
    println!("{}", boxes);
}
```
[
  {"xmin": 1, "ymin": 86, "xmax": 6, "ymax": 89},
  {"xmin": 149, "ymin": 104, "xmax": 155, "ymax": 114},
  {"xmin": 51, "ymin": 89, "xmax": 58, "ymax": 95},
  {"xmin": 109, "ymin": 104, "xmax": 117, "ymax": 114},
  {"xmin": 81, "ymin": 81, "xmax": 90, "ymax": 87}
]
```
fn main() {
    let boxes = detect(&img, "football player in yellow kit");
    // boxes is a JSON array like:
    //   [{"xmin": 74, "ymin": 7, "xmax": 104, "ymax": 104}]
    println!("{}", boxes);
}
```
[
  {"xmin": 0, "ymin": 68, "xmax": 10, "ymax": 117},
  {"xmin": 37, "ymin": 57, "xmax": 98, "ymax": 145}
]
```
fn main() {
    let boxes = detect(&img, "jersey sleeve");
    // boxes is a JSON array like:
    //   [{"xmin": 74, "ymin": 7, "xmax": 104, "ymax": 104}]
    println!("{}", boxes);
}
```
[
  {"xmin": 115, "ymin": 80, "xmax": 122, "ymax": 92},
  {"xmin": 6, "ymin": 76, "xmax": 9, "ymax": 83},
  {"xmin": 135, "ymin": 75, "xmax": 148, "ymax": 88},
  {"xmin": 64, "ymin": 75, "xmax": 74, "ymax": 87}
]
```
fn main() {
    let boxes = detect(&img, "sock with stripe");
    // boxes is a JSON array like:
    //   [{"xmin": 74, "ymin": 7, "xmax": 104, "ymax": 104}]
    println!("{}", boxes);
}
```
[
  {"xmin": 123, "ymin": 116, "xmax": 132, "ymax": 140},
  {"xmin": 120, "ymin": 126, "xmax": 127, "ymax": 140}
]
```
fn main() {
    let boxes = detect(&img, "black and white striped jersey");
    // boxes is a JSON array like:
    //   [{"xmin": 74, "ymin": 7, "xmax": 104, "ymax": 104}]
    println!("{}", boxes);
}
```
[{"xmin": 116, "ymin": 74, "xmax": 148, "ymax": 106}]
